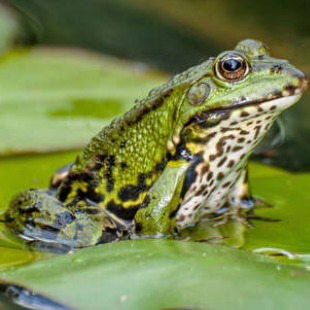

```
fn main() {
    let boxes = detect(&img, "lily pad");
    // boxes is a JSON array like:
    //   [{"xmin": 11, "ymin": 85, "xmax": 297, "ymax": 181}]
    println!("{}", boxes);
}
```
[
  {"xmin": 245, "ymin": 172, "xmax": 310, "ymax": 253},
  {"xmin": 1, "ymin": 239, "xmax": 310, "ymax": 310},
  {"xmin": 0, "ymin": 48, "xmax": 166, "ymax": 155}
]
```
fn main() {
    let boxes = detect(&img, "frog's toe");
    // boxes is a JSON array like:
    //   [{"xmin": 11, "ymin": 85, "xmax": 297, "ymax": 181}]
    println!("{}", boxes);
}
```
[
  {"xmin": 229, "ymin": 196, "xmax": 273, "ymax": 211},
  {"xmin": 252, "ymin": 197, "xmax": 273, "ymax": 208},
  {"xmin": 245, "ymin": 208, "xmax": 280, "ymax": 223},
  {"xmin": 210, "ymin": 207, "xmax": 254, "ymax": 228}
]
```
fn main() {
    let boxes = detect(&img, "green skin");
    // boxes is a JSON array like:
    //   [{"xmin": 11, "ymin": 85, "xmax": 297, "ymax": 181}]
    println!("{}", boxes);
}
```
[{"xmin": 4, "ymin": 39, "xmax": 308, "ymax": 248}]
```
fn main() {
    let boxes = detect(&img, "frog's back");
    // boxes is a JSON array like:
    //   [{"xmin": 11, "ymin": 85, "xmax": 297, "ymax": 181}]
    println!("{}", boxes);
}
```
[
  {"xmin": 74, "ymin": 58, "xmax": 213, "ymax": 172},
  {"xmin": 56, "ymin": 59, "xmax": 212, "ymax": 219}
]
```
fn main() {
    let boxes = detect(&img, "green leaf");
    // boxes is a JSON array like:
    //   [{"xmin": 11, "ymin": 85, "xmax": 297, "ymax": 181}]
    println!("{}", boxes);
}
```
[
  {"xmin": 1, "ymin": 239, "xmax": 310, "ymax": 310},
  {"xmin": 0, "ymin": 151, "xmax": 79, "ymax": 209},
  {"xmin": 0, "ymin": 48, "xmax": 165, "ymax": 155},
  {"xmin": 245, "ymin": 172, "xmax": 310, "ymax": 254}
]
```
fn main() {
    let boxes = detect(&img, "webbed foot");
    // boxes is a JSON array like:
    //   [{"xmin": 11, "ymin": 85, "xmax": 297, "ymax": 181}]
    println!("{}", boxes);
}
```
[
  {"xmin": 210, "ymin": 207, "xmax": 255, "ymax": 228},
  {"xmin": 209, "ymin": 196, "xmax": 278, "ymax": 228}
]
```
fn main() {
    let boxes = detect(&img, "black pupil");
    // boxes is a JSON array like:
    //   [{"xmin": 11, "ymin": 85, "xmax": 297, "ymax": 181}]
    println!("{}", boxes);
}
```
[{"xmin": 223, "ymin": 58, "xmax": 242, "ymax": 72}]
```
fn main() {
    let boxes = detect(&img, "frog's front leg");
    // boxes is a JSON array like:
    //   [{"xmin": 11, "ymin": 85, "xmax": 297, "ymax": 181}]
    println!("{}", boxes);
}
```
[
  {"xmin": 134, "ymin": 160, "xmax": 190, "ymax": 236},
  {"xmin": 4, "ymin": 189, "xmax": 127, "ymax": 248}
]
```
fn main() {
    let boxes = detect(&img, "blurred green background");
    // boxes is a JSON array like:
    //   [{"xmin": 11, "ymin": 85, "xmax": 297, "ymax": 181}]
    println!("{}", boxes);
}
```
[{"xmin": 1, "ymin": 0, "xmax": 310, "ymax": 170}]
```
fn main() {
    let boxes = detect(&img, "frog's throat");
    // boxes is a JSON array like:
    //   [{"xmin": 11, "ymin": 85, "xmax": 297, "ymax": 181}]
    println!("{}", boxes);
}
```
[{"xmin": 167, "ymin": 93, "xmax": 301, "ymax": 154}]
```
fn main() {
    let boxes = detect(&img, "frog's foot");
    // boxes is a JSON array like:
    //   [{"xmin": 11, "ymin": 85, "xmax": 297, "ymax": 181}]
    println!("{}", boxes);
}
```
[
  {"xmin": 4, "ymin": 189, "xmax": 129, "ymax": 249},
  {"xmin": 229, "ymin": 196, "xmax": 273, "ymax": 210},
  {"xmin": 210, "ymin": 206, "xmax": 254, "ymax": 228},
  {"xmin": 210, "ymin": 199, "xmax": 278, "ymax": 228}
]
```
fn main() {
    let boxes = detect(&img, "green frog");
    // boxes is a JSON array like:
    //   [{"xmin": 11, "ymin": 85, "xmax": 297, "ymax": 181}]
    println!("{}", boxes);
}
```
[{"xmin": 4, "ymin": 39, "xmax": 308, "ymax": 248}]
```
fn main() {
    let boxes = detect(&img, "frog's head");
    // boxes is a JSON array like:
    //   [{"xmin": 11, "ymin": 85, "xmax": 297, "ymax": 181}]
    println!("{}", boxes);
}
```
[{"xmin": 171, "ymin": 39, "xmax": 308, "ymax": 149}]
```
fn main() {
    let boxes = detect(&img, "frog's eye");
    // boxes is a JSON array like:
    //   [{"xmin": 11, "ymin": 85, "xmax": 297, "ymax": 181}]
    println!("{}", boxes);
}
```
[
  {"xmin": 215, "ymin": 53, "xmax": 249, "ymax": 82},
  {"xmin": 188, "ymin": 82, "xmax": 211, "ymax": 106}
]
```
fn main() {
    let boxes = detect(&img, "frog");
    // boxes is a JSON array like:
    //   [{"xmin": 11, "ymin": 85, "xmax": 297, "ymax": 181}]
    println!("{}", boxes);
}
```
[{"xmin": 3, "ymin": 39, "xmax": 308, "ymax": 248}]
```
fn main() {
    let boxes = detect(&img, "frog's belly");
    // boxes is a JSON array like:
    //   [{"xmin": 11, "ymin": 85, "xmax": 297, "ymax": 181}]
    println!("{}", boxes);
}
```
[
  {"xmin": 174, "ymin": 101, "xmax": 279, "ymax": 230},
  {"xmin": 175, "ymin": 164, "xmax": 245, "ymax": 229}
]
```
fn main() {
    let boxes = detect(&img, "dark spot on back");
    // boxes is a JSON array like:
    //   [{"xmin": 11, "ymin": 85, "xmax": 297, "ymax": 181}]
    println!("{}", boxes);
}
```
[
  {"xmin": 106, "ymin": 200, "xmax": 139, "ymax": 220},
  {"xmin": 120, "ymin": 161, "xmax": 127, "ymax": 169},
  {"xmin": 118, "ymin": 173, "xmax": 150, "ymax": 202},
  {"xmin": 89, "ymin": 154, "xmax": 106, "ymax": 173},
  {"xmin": 105, "ymin": 155, "xmax": 115, "ymax": 192}
]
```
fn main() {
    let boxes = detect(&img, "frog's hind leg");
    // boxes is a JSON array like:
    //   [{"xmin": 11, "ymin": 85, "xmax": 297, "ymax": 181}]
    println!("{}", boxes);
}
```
[{"xmin": 4, "ymin": 189, "xmax": 128, "ymax": 248}]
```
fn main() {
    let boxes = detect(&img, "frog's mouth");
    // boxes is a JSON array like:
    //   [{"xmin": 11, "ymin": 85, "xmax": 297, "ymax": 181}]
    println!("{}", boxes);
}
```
[
  {"xmin": 190, "ymin": 93, "xmax": 302, "ymax": 126},
  {"xmin": 214, "ymin": 92, "xmax": 301, "ymax": 113},
  {"xmin": 212, "ymin": 75, "xmax": 308, "ymax": 115}
]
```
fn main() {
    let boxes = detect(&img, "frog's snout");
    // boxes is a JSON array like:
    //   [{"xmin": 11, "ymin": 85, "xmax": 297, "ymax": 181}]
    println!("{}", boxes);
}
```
[
  {"xmin": 280, "ymin": 65, "xmax": 308, "ymax": 96},
  {"xmin": 289, "ymin": 67, "xmax": 308, "ymax": 94},
  {"xmin": 298, "ymin": 74, "xmax": 308, "ymax": 93}
]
